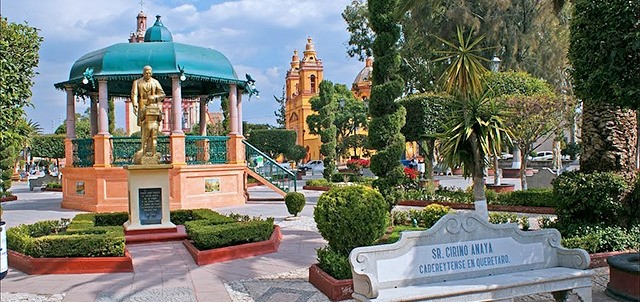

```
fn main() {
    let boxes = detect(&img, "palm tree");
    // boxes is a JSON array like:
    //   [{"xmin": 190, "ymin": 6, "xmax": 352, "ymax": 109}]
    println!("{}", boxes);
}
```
[{"xmin": 435, "ymin": 28, "xmax": 512, "ymax": 215}]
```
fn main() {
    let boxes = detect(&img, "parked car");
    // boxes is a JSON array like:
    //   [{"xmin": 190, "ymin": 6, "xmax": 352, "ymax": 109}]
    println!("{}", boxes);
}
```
[
  {"xmin": 298, "ymin": 160, "xmax": 324, "ymax": 172},
  {"xmin": 529, "ymin": 151, "xmax": 554, "ymax": 161},
  {"xmin": 500, "ymin": 152, "xmax": 514, "ymax": 160}
]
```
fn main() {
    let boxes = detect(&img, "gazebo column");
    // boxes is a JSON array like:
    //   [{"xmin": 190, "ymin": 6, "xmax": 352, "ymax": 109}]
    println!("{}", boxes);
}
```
[
  {"xmin": 93, "ymin": 79, "xmax": 111, "ymax": 167},
  {"xmin": 64, "ymin": 85, "xmax": 76, "ymax": 167},
  {"xmin": 227, "ymin": 84, "xmax": 244, "ymax": 164},
  {"xmin": 199, "ymin": 95, "xmax": 207, "ymax": 136},
  {"xmin": 237, "ymin": 92, "xmax": 243, "ymax": 135},
  {"xmin": 90, "ymin": 93, "xmax": 98, "ymax": 136},
  {"xmin": 170, "ymin": 76, "xmax": 186, "ymax": 165}
]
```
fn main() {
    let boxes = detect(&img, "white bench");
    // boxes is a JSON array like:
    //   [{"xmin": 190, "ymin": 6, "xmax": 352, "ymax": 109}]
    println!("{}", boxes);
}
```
[{"xmin": 349, "ymin": 212, "xmax": 593, "ymax": 302}]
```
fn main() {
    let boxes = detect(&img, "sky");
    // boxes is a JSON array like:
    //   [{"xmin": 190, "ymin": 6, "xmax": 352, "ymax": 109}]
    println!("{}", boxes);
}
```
[{"xmin": 2, "ymin": 0, "xmax": 363, "ymax": 134}]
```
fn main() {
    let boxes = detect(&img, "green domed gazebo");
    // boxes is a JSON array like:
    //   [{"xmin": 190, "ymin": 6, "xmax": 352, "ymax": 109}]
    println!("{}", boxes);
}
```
[{"xmin": 54, "ymin": 15, "xmax": 292, "ymax": 212}]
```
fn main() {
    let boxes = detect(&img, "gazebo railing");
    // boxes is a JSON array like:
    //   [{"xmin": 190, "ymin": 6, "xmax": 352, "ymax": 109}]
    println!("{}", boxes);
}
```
[
  {"xmin": 111, "ymin": 136, "xmax": 171, "ymax": 166},
  {"xmin": 71, "ymin": 136, "xmax": 229, "ymax": 167},
  {"xmin": 185, "ymin": 136, "xmax": 229, "ymax": 164},
  {"xmin": 243, "ymin": 141, "xmax": 296, "ymax": 192},
  {"xmin": 72, "ymin": 138, "xmax": 94, "ymax": 167}
]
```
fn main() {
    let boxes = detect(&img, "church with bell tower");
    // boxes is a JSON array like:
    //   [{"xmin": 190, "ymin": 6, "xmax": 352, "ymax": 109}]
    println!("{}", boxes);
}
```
[{"xmin": 285, "ymin": 38, "xmax": 324, "ymax": 161}]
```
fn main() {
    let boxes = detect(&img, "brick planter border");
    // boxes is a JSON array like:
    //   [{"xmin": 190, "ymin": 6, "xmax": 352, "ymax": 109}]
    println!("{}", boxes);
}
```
[
  {"xmin": 183, "ymin": 225, "xmax": 282, "ymax": 265},
  {"xmin": 8, "ymin": 249, "xmax": 133, "ymax": 274},
  {"xmin": 0, "ymin": 195, "xmax": 18, "ymax": 202},
  {"xmin": 589, "ymin": 250, "xmax": 635, "ymax": 268},
  {"xmin": 309, "ymin": 264, "xmax": 354, "ymax": 301},
  {"xmin": 302, "ymin": 185, "xmax": 331, "ymax": 191}
]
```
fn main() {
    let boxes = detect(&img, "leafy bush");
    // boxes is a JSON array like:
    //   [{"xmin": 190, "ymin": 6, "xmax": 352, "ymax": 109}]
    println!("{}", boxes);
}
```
[
  {"xmin": 305, "ymin": 179, "xmax": 332, "ymax": 187},
  {"xmin": 436, "ymin": 187, "xmax": 472, "ymax": 203},
  {"xmin": 495, "ymin": 188, "xmax": 555, "ymax": 207},
  {"xmin": 316, "ymin": 247, "xmax": 352, "ymax": 280},
  {"xmin": 562, "ymin": 225, "xmax": 640, "ymax": 254},
  {"xmin": 285, "ymin": 192, "xmax": 306, "ymax": 216},
  {"xmin": 489, "ymin": 213, "xmax": 530, "ymax": 230},
  {"xmin": 45, "ymin": 182, "xmax": 62, "ymax": 189},
  {"xmin": 331, "ymin": 172, "xmax": 362, "ymax": 183},
  {"xmin": 314, "ymin": 186, "xmax": 387, "ymax": 256},
  {"xmin": 185, "ymin": 220, "xmax": 274, "ymax": 250},
  {"xmin": 553, "ymin": 171, "xmax": 628, "ymax": 227},
  {"xmin": 398, "ymin": 204, "xmax": 453, "ymax": 228}
]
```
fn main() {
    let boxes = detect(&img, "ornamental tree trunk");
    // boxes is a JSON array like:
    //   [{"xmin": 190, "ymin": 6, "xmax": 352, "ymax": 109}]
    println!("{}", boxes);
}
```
[
  {"xmin": 469, "ymin": 132, "xmax": 487, "ymax": 218},
  {"xmin": 580, "ymin": 101, "xmax": 637, "ymax": 185}
]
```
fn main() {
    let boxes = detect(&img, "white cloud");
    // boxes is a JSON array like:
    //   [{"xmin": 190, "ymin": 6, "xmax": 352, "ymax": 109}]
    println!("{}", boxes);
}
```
[{"xmin": 5, "ymin": 0, "xmax": 357, "ymax": 132}]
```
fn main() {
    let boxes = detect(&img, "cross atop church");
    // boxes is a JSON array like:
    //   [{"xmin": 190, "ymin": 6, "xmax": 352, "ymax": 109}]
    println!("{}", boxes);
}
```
[{"xmin": 139, "ymin": 0, "xmax": 145, "ymax": 11}]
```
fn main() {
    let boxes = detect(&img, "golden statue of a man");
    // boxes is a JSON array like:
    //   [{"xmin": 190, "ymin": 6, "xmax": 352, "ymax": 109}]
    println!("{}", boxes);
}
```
[{"xmin": 132, "ymin": 66, "xmax": 165, "ymax": 165}]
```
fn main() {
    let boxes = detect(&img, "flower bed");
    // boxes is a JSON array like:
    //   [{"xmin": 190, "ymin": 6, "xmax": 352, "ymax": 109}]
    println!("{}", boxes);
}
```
[
  {"xmin": 1, "ymin": 195, "xmax": 18, "ymax": 202},
  {"xmin": 308, "ymin": 263, "xmax": 353, "ymax": 301}
]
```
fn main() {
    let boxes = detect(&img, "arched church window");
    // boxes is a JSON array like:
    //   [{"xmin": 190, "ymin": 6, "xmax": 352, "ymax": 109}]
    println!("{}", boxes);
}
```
[{"xmin": 310, "ymin": 75, "xmax": 316, "ymax": 93}]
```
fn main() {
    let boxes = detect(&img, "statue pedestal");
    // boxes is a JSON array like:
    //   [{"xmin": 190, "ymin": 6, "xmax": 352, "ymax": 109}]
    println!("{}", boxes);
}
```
[{"xmin": 123, "ymin": 164, "xmax": 176, "ymax": 231}]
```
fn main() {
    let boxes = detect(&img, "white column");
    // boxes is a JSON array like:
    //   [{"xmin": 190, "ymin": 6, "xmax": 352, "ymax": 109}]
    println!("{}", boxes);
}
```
[
  {"xmin": 171, "ymin": 76, "xmax": 183, "ymax": 134},
  {"xmin": 229, "ymin": 84, "xmax": 238, "ymax": 134},
  {"xmin": 65, "ymin": 86, "xmax": 76, "ymax": 139},
  {"xmin": 199, "ymin": 95, "xmax": 207, "ymax": 136},
  {"xmin": 237, "ymin": 91, "xmax": 243, "ymax": 136},
  {"xmin": 90, "ymin": 93, "xmax": 98, "ymax": 136},
  {"xmin": 97, "ymin": 79, "xmax": 109, "ymax": 135}
]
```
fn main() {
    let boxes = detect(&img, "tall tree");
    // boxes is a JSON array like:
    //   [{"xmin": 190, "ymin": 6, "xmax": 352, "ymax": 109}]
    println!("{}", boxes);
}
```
[
  {"xmin": 0, "ymin": 18, "xmax": 43, "ymax": 195},
  {"xmin": 400, "ymin": 92, "xmax": 452, "ymax": 179},
  {"xmin": 343, "ymin": 0, "xmax": 571, "ymax": 91},
  {"xmin": 485, "ymin": 72, "xmax": 566, "ymax": 189},
  {"xmin": 246, "ymin": 129, "xmax": 296, "ymax": 159},
  {"xmin": 368, "ymin": 0, "xmax": 406, "ymax": 208},
  {"xmin": 437, "ymin": 28, "xmax": 512, "ymax": 211},
  {"xmin": 568, "ymin": 0, "xmax": 640, "ymax": 184},
  {"xmin": 306, "ymin": 80, "xmax": 338, "ymax": 181},
  {"xmin": 333, "ymin": 84, "xmax": 368, "ymax": 157}
]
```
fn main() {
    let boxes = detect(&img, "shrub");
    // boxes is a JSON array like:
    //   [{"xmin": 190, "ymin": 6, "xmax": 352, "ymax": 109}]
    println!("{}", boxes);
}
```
[
  {"xmin": 495, "ymin": 188, "xmax": 555, "ymax": 207},
  {"xmin": 305, "ymin": 179, "xmax": 332, "ymax": 187},
  {"xmin": 7, "ymin": 218, "xmax": 125, "ymax": 258},
  {"xmin": 170, "ymin": 209, "xmax": 236, "ymax": 225},
  {"xmin": 488, "ymin": 212, "xmax": 530, "ymax": 230},
  {"xmin": 401, "ymin": 204, "xmax": 452, "ymax": 228},
  {"xmin": 45, "ymin": 182, "xmax": 62, "ymax": 189},
  {"xmin": 331, "ymin": 172, "xmax": 361, "ymax": 183},
  {"xmin": 185, "ymin": 220, "xmax": 274, "ymax": 250},
  {"xmin": 314, "ymin": 186, "xmax": 387, "ymax": 256},
  {"xmin": 285, "ymin": 192, "xmax": 306, "ymax": 216},
  {"xmin": 562, "ymin": 225, "xmax": 640, "ymax": 254},
  {"xmin": 552, "ymin": 171, "xmax": 628, "ymax": 227},
  {"xmin": 316, "ymin": 246, "xmax": 352, "ymax": 280},
  {"xmin": 436, "ymin": 187, "xmax": 473, "ymax": 203}
]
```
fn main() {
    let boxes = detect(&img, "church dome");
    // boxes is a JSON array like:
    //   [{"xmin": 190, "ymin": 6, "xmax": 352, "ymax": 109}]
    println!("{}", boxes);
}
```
[
  {"xmin": 353, "ymin": 57, "xmax": 373, "ymax": 85},
  {"xmin": 144, "ymin": 15, "xmax": 173, "ymax": 42}
]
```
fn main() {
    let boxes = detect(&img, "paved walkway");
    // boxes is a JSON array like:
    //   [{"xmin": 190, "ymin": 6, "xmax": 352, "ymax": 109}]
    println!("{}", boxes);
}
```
[{"xmin": 1, "ymin": 177, "xmax": 616, "ymax": 302}]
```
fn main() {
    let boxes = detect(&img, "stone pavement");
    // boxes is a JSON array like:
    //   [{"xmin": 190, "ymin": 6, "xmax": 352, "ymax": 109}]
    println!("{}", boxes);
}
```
[{"xmin": 0, "ymin": 177, "xmax": 617, "ymax": 302}]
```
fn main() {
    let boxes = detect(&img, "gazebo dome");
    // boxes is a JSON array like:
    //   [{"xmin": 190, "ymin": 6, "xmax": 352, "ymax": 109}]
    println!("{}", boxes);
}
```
[
  {"xmin": 54, "ymin": 16, "xmax": 253, "ymax": 98},
  {"xmin": 144, "ymin": 15, "xmax": 173, "ymax": 42}
]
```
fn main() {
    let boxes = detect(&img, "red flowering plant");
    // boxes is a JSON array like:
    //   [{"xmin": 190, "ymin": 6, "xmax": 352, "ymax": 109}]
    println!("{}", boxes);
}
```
[
  {"xmin": 346, "ymin": 159, "xmax": 370, "ymax": 174},
  {"xmin": 403, "ymin": 167, "xmax": 418, "ymax": 179}
]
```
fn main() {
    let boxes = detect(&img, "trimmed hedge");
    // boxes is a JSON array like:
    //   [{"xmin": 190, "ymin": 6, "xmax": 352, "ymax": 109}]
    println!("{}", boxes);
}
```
[
  {"xmin": 6, "ymin": 208, "xmax": 264, "ymax": 258},
  {"xmin": 170, "ymin": 209, "xmax": 236, "ymax": 226},
  {"xmin": 7, "ymin": 218, "xmax": 125, "ymax": 258},
  {"xmin": 184, "ymin": 220, "xmax": 274, "ymax": 250}
]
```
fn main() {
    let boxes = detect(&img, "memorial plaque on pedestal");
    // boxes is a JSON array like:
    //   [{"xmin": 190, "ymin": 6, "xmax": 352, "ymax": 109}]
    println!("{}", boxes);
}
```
[{"xmin": 138, "ymin": 188, "xmax": 162, "ymax": 225}]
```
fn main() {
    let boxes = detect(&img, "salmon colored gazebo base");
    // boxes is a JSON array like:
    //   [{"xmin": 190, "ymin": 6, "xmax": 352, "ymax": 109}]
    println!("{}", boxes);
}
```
[{"xmin": 62, "ymin": 164, "xmax": 246, "ymax": 212}]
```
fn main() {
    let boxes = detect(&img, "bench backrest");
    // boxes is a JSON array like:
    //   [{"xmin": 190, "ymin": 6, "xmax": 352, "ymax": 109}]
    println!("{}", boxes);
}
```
[{"xmin": 349, "ymin": 212, "xmax": 590, "ymax": 299}]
